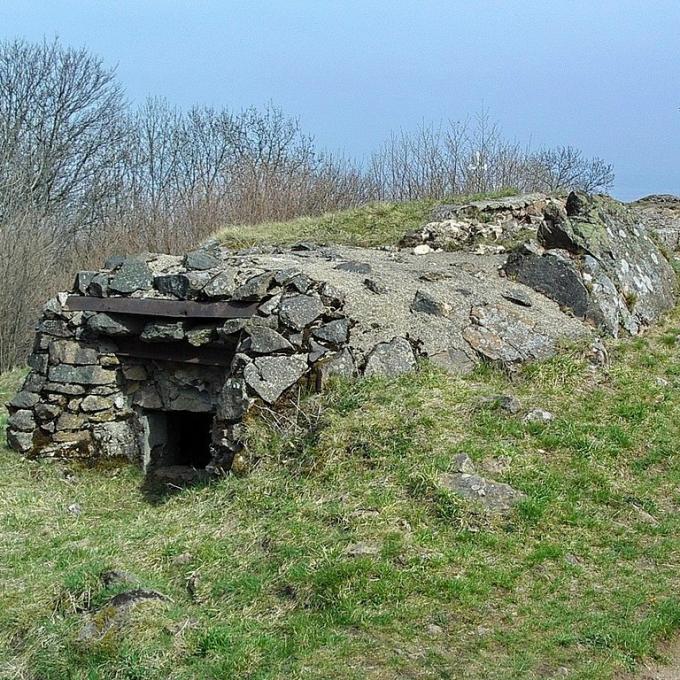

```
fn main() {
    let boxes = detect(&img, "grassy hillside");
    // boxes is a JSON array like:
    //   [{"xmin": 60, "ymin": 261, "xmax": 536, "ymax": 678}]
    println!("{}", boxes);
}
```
[
  {"xmin": 2, "ymin": 303, "xmax": 680, "ymax": 678},
  {"xmin": 214, "ymin": 190, "xmax": 517, "ymax": 249}
]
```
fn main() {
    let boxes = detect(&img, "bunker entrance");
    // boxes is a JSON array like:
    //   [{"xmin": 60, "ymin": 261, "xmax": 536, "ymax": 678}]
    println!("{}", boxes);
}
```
[{"xmin": 144, "ymin": 410, "xmax": 214, "ymax": 470}]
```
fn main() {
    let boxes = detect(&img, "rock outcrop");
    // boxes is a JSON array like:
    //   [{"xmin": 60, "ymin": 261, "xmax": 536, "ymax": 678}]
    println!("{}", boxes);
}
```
[
  {"xmin": 629, "ymin": 194, "xmax": 680, "ymax": 252},
  {"xmin": 504, "ymin": 192, "xmax": 675, "ymax": 336},
  {"xmin": 401, "ymin": 193, "xmax": 561, "ymax": 252}
]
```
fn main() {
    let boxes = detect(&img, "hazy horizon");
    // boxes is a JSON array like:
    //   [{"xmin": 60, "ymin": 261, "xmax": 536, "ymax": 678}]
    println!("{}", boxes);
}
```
[{"xmin": 2, "ymin": 0, "xmax": 679, "ymax": 201}]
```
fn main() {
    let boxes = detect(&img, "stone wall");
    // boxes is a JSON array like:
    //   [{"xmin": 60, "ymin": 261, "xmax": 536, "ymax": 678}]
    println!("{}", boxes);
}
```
[{"xmin": 6, "ymin": 250, "xmax": 363, "ymax": 470}]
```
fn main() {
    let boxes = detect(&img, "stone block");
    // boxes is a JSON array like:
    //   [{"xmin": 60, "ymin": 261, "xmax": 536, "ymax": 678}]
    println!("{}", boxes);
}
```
[
  {"xmin": 217, "ymin": 378, "xmax": 250, "ymax": 422},
  {"xmin": 7, "ymin": 429, "xmax": 33, "ymax": 452},
  {"xmin": 140, "ymin": 321, "xmax": 185, "ymax": 342},
  {"xmin": 81, "ymin": 395, "xmax": 114, "ymax": 412},
  {"xmin": 8, "ymin": 410, "xmax": 36, "ymax": 432},
  {"xmin": 48, "ymin": 340, "xmax": 99, "ymax": 366},
  {"xmin": 92, "ymin": 421, "xmax": 139, "ymax": 460},
  {"xmin": 108, "ymin": 259, "xmax": 153, "ymax": 294},
  {"xmin": 56, "ymin": 412, "xmax": 86, "ymax": 431},
  {"xmin": 244, "ymin": 354, "xmax": 309, "ymax": 404},
  {"xmin": 363, "ymin": 338, "xmax": 416, "ymax": 378},
  {"xmin": 9, "ymin": 391, "xmax": 40, "ymax": 410},
  {"xmin": 87, "ymin": 313, "xmax": 143, "ymax": 337},
  {"xmin": 48, "ymin": 364, "xmax": 116, "ymax": 386},
  {"xmin": 279, "ymin": 294, "xmax": 325, "ymax": 330}
]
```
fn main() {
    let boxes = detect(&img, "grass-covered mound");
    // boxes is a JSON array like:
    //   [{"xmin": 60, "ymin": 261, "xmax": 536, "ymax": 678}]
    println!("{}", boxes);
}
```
[
  {"xmin": 214, "ymin": 190, "xmax": 517, "ymax": 250},
  {"xmin": 1, "ymin": 301, "xmax": 680, "ymax": 678}
]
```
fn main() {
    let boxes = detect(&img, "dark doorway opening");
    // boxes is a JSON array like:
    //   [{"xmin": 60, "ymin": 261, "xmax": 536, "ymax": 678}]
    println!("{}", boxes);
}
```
[{"xmin": 145, "ymin": 410, "xmax": 213, "ymax": 470}]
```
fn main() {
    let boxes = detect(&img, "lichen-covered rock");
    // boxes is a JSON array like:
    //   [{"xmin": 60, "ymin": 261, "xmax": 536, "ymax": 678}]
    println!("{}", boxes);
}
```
[
  {"xmin": 202, "ymin": 269, "xmax": 236, "ymax": 299},
  {"xmin": 630, "ymin": 194, "xmax": 680, "ymax": 251},
  {"xmin": 7, "ymin": 429, "xmax": 33, "ymax": 452},
  {"xmin": 243, "ymin": 355, "xmax": 309, "ymax": 403},
  {"xmin": 91, "ymin": 421, "xmax": 139, "ymax": 460},
  {"xmin": 108, "ymin": 259, "xmax": 153, "ymax": 294},
  {"xmin": 88, "ymin": 313, "xmax": 143, "ymax": 337},
  {"xmin": 185, "ymin": 326, "xmax": 216, "ymax": 347},
  {"xmin": 185, "ymin": 249, "xmax": 221, "ymax": 271},
  {"xmin": 48, "ymin": 364, "xmax": 116, "ymax": 386},
  {"xmin": 81, "ymin": 395, "xmax": 114, "ymax": 412},
  {"xmin": 140, "ymin": 321, "xmax": 185, "ymax": 342},
  {"xmin": 9, "ymin": 391, "xmax": 40, "ymax": 409},
  {"xmin": 244, "ymin": 326, "xmax": 292, "ymax": 354},
  {"xmin": 504, "ymin": 192, "xmax": 675, "ymax": 336},
  {"xmin": 402, "ymin": 193, "xmax": 554, "ymax": 250},
  {"xmin": 56, "ymin": 412, "xmax": 86, "ymax": 431},
  {"xmin": 48, "ymin": 340, "xmax": 99, "ymax": 366},
  {"xmin": 217, "ymin": 378, "xmax": 250, "ymax": 422},
  {"xmin": 363, "ymin": 338, "xmax": 416, "ymax": 377},
  {"xmin": 463, "ymin": 304, "xmax": 554, "ymax": 364},
  {"xmin": 154, "ymin": 271, "xmax": 213, "ymax": 299},
  {"xmin": 410, "ymin": 290, "xmax": 452, "ymax": 317},
  {"xmin": 279, "ymin": 294, "xmax": 324, "ymax": 330},
  {"xmin": 315, "ymin": 348, "xmax": 357, "ymax": 388},
  {"xmin": 312, "ymin": 319, "xmax": 350, "ymax": 345},
  {"xmin": 439, "ymin": 469, "xmax": 525, "ymax": 513},
  {"xmin": 74, "ymin": 271, "xmax": 96, "ymax": 295},
  {"xmin": 8, "ymin": 409, "xmax": 36, "ymax": 432},
  {"xmin": 87, "ymin": 273, "xmax": 110, "ymax": 297},
  {"xmin": 231, "ymin": 272, "xmax": 275, "ymax": 301}
]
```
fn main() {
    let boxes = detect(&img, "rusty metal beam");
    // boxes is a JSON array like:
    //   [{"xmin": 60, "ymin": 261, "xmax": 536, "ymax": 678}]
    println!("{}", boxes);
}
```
[
  {"xmin": 114, "ymin": 338, "xmax": 233, "ymax": 367},
  {"xmin": 65, "ymin": 295, "xmax": 258, "ymax": 319}
]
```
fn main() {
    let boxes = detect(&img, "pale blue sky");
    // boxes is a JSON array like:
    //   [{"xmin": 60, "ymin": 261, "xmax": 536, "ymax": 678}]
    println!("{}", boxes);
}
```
[{"xmin": 2, "ymin": 0, "xmax": 679, "ymax": 200}]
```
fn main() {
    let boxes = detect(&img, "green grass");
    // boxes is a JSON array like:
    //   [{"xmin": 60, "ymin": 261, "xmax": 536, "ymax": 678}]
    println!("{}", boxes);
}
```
[
  {"xmin": 2, "ymin": 310, "xmax": 680, "ymax": 678},
  {"xmin": 214, "ymin": 189, "xmax": 518, "ymax": 250}
]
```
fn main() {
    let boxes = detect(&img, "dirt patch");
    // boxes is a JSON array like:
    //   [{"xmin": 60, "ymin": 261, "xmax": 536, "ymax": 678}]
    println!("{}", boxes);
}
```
[{"xmin": 632, "ymin": 637, "xmax": 680, "ymax": 680}]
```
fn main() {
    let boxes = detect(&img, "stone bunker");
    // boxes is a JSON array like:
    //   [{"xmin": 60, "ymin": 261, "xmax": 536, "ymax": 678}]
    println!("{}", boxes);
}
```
[{"xmin": 6, "ymin": 192, "xmax": 677, "ymax": 475}]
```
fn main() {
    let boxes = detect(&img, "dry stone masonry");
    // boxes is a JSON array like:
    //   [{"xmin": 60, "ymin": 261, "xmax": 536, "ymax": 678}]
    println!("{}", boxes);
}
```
[{"xmin": 7, "ymin": 191, "xmax": 677, "ymax": 473}]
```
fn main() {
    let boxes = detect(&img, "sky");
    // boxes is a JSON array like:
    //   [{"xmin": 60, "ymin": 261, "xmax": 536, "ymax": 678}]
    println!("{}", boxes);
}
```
[{"xmin": 1, "ymin": 0, "xmax": 679, "ymax": 201}]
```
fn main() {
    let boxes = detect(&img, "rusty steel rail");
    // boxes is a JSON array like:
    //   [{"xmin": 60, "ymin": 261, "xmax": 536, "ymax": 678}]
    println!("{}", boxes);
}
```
[{"xmin": 65, "ymin": 295, "xmax": 258, "ymax": 319}]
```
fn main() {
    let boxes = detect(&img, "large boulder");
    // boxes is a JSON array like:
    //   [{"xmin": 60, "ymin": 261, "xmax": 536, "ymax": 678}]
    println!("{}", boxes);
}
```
[{"xmin": 504, "ymin": 192, "xmax": 676, "ymax": 336}]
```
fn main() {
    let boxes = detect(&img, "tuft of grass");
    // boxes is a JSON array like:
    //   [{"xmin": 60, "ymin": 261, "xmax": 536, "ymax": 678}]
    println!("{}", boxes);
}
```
[
  {"xmin": 3, "ymin": 309, "xmax": 680, "ymax": 678},
  {"xmin": 214, "ymin": 190, "xmax": 518, "ymax": 250}
]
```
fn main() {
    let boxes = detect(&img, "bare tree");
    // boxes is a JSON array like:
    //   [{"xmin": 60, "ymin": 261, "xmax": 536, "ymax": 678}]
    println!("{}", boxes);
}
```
[
  {"xmin": 0, "ymin": 38, "xmax": 126, "ymax": 231},
  {"xmin": 526, "ymin": 146, "xmax": 614, "ymax": 193}
]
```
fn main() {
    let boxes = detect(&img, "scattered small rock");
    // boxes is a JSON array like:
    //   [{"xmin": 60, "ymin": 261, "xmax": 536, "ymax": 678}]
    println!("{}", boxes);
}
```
[
  {"xmin": 523, "ymin": 408, "xmax": 554, "ymax": 423},
  {"xmin": 453, "ymin": 452, "xmax": 475, "ymax": 474},
  {"xmin": 335, "ymin": 261, "xmax": 372, "ymax": 274},
  {"xmin": 100, "ymin": 569, "xmax": 140, "ymax": 588},
  {"xmin": 77, "ymin": 589, "xmax": 169, "ymax": 643},
  {"xmin": 439, "ymin": 468, "xmax": 525, "ymax": 514},
  {"xmin": 68, "ymin": 503, "xmax": 82, "ymax": 515},
  {"xmin": 498, "ymin": 394, "xmax": 522, "ymax": 414},
  {"xmin": 171, "ymin": 553, "xmax": 193, "ymax": 566},
  {"xmin": 364, "ymin": 278, "xmax": 388, "ymax": 294},
  {"xmin": 502, "ymin": 289, "xmax": 532, "ymax": 308},
  {"xmin": 410, "ymin": 290, "xmax": 451, "ymax": 317},
  {"xmin": 344, "ymin": 542, "xmax": 381, "ymax": 558}
]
